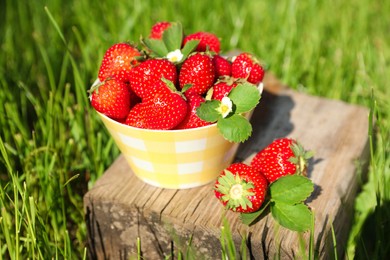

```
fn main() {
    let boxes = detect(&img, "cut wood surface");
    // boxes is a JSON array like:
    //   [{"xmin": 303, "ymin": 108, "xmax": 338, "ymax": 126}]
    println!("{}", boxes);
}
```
[{"xmin": 84, "ymin": 73, "xmax": 370, "ymax": 259}]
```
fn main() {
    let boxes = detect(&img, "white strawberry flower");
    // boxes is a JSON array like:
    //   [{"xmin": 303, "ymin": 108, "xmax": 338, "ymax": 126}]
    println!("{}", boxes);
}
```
[
  {"xmin": 217, "ymin": 96, "xmax": 233, "ymax": 118},
  {"xmin": 166, "ymin": 49, "xmax": 183, "ymax": 63}
]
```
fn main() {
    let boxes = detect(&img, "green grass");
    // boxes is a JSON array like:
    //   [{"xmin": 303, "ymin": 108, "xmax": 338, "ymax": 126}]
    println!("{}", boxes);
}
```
[{"xmin": 0, "ymin": 0, "xmax": 389, "ymax": 258}]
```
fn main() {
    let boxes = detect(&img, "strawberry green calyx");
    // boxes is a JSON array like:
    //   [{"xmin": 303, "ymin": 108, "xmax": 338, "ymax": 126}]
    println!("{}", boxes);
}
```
[
  {"xmin": 88, "ymin": 79, "xmax": 104, "ymax": 96},
  {"xmin": 161, "ymin": 77, "xmax": 187, "ymax": 100},
  {"xmin": 216, "ymin": 170, "xmax": 255, "ymax": 211},
  {"xmin": 141, "ymin": 22, "xmax": 199, "ymax": 63},
  {"xmin": 88, "ymin": 77, "xmax": 114, "ymax": 97},
  {"xmin": 288, "ymin": 142, "xmax": 314, "ymax": 176}
]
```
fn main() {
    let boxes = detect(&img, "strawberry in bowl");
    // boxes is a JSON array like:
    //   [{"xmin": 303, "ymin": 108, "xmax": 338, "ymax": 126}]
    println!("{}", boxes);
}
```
[{"xmin": 88, "ymin": 22, "xmax": 265, "ymax": 189}]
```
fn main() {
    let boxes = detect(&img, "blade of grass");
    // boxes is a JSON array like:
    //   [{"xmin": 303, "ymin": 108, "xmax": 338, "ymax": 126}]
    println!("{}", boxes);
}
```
[
  {"xmin": 220, "ymin": 217, "xmax": 236, "ymax": 259},
  {"xmin": 331, "ymin": 223, "xmax": 338, "ymax": 260}
]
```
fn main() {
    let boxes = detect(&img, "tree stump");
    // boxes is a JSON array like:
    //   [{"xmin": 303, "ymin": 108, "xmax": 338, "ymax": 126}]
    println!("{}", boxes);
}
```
[{"xmin": 84, "ymin": 73, "xmax": 370, "ymax": 259}]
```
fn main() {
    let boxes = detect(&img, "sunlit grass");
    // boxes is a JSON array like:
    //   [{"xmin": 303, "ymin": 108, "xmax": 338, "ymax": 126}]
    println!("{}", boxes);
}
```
[{"xmin": 0, "ymin": 0, "xmax": 389, "ymax": 258}]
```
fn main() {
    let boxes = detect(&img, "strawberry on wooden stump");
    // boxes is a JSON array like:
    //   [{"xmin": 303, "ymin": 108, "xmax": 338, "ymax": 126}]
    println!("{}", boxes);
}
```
[
  {"xmin": 251, "ymin": 138, "xmax": 314, "ymax": 183},
  {"xmin": 214, "ymin": 163, "xmax": 268, "ymax": 213}
]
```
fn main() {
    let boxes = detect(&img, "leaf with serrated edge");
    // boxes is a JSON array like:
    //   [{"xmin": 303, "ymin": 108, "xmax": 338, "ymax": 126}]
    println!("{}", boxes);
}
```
[
  {"xmin": 271, "ymin": 202, "xmax": 312, "ymax": 232},
  {"xmin": 228, "ymin": 83, "xmax": 260, "ymax": 113},
  {"xmin": 162, "ymin": 22, "xmax": 183, "ymax": 51},
  {"xmin": 196, "ymin": 100, "xmax": 221, "ymax": 122},
  {"xmin": 269, "ymin": 175, "xmax": 314, "ymax": 204},
  {"xmin": 142, "ymin": 38, "xmax": 168, "ymax": 57},
  {"xmin": 217, "ymin": 114, "xmax": 252, "ymax": 143}
]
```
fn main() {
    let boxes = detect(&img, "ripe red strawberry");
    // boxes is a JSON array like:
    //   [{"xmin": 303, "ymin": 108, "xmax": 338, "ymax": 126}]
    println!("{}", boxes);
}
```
[
  {"xmin": 175, "ymin": 92, "xmax": 211, "ymax": 129},
  {"xmin": 125, "ymin": 103, "xmax": 147, "ymax": 128},
  {"xmin": 129, "ymin": 58, "xmax": 177, "ymax": 99},
  {"xmin": 213, "ymin": 55, "xmax": 231, "ymax": 78},
  {"xmin": 211, "ymin": 77, "xmax": 238, "ymax": 101},
  {"xmin": 183, "ymin": 32, "xmax": 221, "ymax": 54},
  {"xmin": 90, "ymin": 78, "xmax": 131, "ymax": 120},
  {"xmin": 149, "ymin": 21, "xmax": 172, "ymax": 39},
  {"xmin": 250, "ymin": 138, "xmax": 313, "ymax": 183},
  {"xmin": 179, "ymin": 53, "xmax": 215, "ymax": 95},
  {"xmin": 98, "ymin": 43, "xmax": 142, "ymax": 83},
  {"xmin": 214, "ymin": 163, "xmax": 268, "ymax": 213},
  {"xmin": 231, "ymin": 52, "xmax": 265, "ymax": 85},
  {"xmin": 125, "ymin": 79, "xmax": 188, "ymax": 130}
]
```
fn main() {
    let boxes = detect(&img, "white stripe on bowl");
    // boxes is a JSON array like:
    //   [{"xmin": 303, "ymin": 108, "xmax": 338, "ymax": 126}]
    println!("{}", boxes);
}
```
[
  {"xmin": 117, "ymin": 133, "xmax": 147, "ymax": 151},
  {"xmin": 177, "ymin": 162, "xmax": 204, "ymax": 175},
  {"xmin": 175, "ymin": 138, "xmax": 207, "ymax": 153},
  {"xmin": 129, "ymin": 156, "xmax": 154, "ymax": 172}
]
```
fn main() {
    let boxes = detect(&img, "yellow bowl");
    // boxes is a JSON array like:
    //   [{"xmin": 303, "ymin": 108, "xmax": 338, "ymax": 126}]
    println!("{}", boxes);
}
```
[{"xmin": 98, "ymin": 112, "xmax": 240, "ymax": 189}]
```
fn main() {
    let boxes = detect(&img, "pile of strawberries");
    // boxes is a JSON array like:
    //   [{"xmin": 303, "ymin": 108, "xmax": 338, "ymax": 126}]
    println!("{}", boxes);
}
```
[{"xmin": 89, "ymin": 21, "xmax": 265, "ymax": 130}]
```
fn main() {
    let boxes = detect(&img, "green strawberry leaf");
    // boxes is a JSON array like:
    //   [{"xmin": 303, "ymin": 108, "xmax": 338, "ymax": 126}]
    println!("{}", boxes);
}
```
[
  {"xmin": 228, "ymin": 83, "xmax": 261, "ymax": 113},
  {"xmin": 197, "ymin": 83, "xmax": 261, "ymax": 143},
  {"xmin": 181, "ymin": 40, "xmax": 199, "ymax": 60},
  {"xmin": 270, "ymin": 201, "xmax": 312, "ymax": 232},
  {"xmin": 142, "ymin": 38, "xmax": 168, "ymax": 57},
  {"xmin": 240, "ymin": 200, "xmax": 270, "ymax": 226},
  {"xmin": 162, "ymin": 22, "xmax": 183, "ymax": 52},
  {"xmin": 196, "ymin": 100, "xmax": 222, "ymax": 122},
  {"xmin": 217, "ymin": 114, "xmax": 252, "ymax": 143},
  {"xmin": 269, "ymin": 175, "xmax": 314, "ymax": 204}
]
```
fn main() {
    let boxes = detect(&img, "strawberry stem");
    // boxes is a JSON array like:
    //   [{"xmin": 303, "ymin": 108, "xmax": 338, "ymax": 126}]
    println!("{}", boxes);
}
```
[
  {"xmin": 289, "ymin": 142, "xmax": 314, "ymax": 176},
  {"xmin": 230, "ymin": 184, "xmax": 244, "ymax": 199}
]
